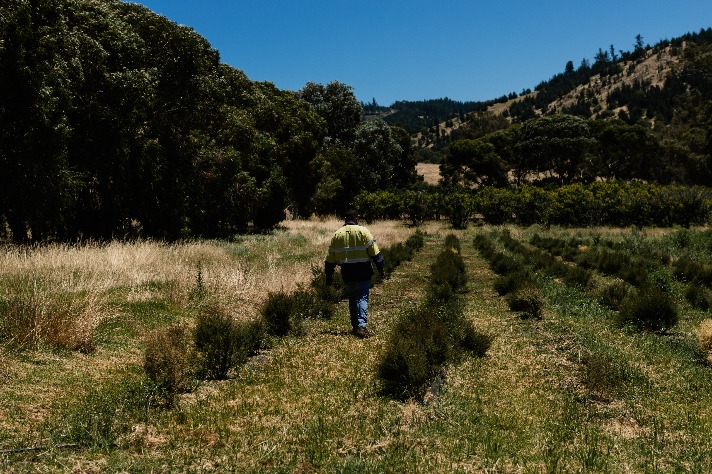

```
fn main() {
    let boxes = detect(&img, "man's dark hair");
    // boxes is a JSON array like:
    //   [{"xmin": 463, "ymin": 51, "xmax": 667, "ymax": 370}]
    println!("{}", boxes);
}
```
[{"xmin": 345, "ymin": 209, "xmax": 359, "ymax": 222}]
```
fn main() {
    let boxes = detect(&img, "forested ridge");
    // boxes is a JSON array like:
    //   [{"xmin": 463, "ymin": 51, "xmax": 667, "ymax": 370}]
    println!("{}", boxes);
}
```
[{"xmin": 2, "ymin": 0, "xmax": 712, "ymax": 243}]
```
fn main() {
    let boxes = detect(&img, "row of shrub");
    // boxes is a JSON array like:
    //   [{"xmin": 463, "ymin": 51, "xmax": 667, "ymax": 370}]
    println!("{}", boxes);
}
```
[
  {"xmin": 355, "ymin": 182, "xmax": 712, "ymax": 228},
  {"xmin": 377, "ymin": 234, "xmax": 490, "ymax": 401},
  {"xmin": 528, "ymin": 232, "xmax": 712, "ymax": 320},
  {"xmin": 514, "ymin": 232, "xmax": 681, "ymax": 332},
  {"xmin": 144, "ymin": 230, "xmax": 430, "ymax": 403},
  {"xmin": 473, "ymin": 233, "xmax": 545, "ymax": 320}
]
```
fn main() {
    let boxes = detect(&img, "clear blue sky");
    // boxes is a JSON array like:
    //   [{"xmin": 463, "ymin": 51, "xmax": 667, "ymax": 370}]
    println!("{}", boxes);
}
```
[{"xmin": 126, "ymin": 0, "xmax": 712, "ymax": 106}]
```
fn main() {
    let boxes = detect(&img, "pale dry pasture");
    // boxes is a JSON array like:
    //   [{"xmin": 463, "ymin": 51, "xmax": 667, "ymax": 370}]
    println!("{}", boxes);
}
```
[{"xmin": 0, "ymin": 218, "xmax": 420, "ymax": 349}]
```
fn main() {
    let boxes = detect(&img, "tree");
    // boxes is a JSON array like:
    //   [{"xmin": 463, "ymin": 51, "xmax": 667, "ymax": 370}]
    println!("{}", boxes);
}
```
[
  {"xmin": 442, "ymin": 139, "xmax": 508, "ymax": 188},
  {"xmin": 298, "ymin": 81, "xmax": 362, "ymax": 144},
  {"xmin": 514, "ymin": 115, "xmax": 595, "ymax": 184}
]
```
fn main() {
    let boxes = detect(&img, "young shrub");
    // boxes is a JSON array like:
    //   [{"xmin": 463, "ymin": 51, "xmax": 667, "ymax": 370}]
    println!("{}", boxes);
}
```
[
  {"xmin": 493, "ymin": 271, "xmax": 531, "ymax": 296},
  {"xmin": 598, "ymin": 281, "xmax": 630, "ymax": 311},
  {"xmin": 261, "ymin": 286, "xmax": 329, "ymax": 338},
  {"xmin": 443, "ymin": 233, "xmax": 461, "ymax": 254},
  {"xmin": 696, "ymin": 319, "xmax": 712, "ymax": 364},
  {"xmin": 506, "ymin": 283, "xmax": 544, "ymax": 319},
  {"xmin": 580, "ymin": 348, "xmax": 639, "ymax": 398},
  {"xmin": 405, "ymin": 230, "xmax": 426, "ymax": 252},
  {"xmin": 459, "ymin": 321, "xmax": 492, "ymax": 358},
  {"xmin": 310, "ymin": 264, "xmax": 345, "ymax": 303},
  {"xmin": 616, "ymin": 288, "xmax": 678, "ymax": 332},
  {"xmin": 430, "ymin": 248, "xmax": 467, "ymax": 293},
  {"xmin": 685, "ymin": 285, "xmax": 712, "ymax": 311},
  {"xmin": 290, "ymin": 286, "xmax": 335, "ymax": 321},
  {"xmin": 562, "ymin": 265, "xmax": 592, "ymax": 289},
  {"xmin": 377, "ymin": 308, "xmax": 451, "ymax": 401},
  {"xmin": 194, "ymin": 303, "xmax": 265, "ymax": 380},
  {"xmin": 49, "ymin": 375, "xmax": 153, "ymax": 450},
  {"xmin": 489, "ymin": 252, "xmax": 521, "ymax": 276},
  {"xmin": 144, "ymin": 324, "xmax": 194, "ymax": 406}
]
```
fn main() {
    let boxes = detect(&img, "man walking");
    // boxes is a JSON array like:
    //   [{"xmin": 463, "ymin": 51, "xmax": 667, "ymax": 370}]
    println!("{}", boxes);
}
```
[{"xmin": 325, "ymin": 209, "xmax": 385, "ymax": 338}]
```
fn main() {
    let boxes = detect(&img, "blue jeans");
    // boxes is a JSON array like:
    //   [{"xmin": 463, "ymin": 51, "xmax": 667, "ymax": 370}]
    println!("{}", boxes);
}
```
[{"xmin": 345, "ymin": 280, "xmax": 371, "ymax": 329}]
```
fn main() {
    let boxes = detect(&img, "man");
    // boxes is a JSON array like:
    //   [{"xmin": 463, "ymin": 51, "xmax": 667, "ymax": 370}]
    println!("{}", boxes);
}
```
[{"xmin": 325, "ymin": 209, "xmax": 385, "ymax": 338}]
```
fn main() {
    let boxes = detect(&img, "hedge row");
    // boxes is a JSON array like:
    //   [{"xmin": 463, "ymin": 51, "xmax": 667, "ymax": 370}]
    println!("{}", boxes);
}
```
[
  {"xmin": 378, "ymin": 234, "xmax": 490, "ymax": 401},
  {"xmin": 355, "ymin": 182, "xmax": 712, "ymax": 228}
]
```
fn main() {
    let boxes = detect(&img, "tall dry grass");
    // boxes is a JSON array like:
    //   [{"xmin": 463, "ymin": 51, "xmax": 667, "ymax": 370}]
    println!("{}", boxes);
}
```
[{"xmin": 0, "ymin": 218, "xmax": 419, "ymax": 351}]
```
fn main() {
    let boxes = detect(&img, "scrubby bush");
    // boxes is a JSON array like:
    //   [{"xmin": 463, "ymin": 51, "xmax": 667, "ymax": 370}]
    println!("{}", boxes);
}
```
[
  {"xmin": 493, "ymin": 271, "xmax": 532, "ymax": 296},
  {"xmin": 443, "ymin": 233, "xmax": 461, "ymax": 253},
  {"xmin": 430, "ymin": 247, "xmax": 467, "ymax": 293},
  {"xmin": 144, "ymin": 324, "xmax": 194, "ymax": 406},
  {"xmin": 378, "ymin": 232, "xmax": 489, "ymax": 401},
  {"xmin": 261, "ymin": 287, "xmax": 333, "ymax": 337},
  {"xmin": 382, "ymin": 242, "xmax": 414, "ymax": 276},
  {"xmin": 489, "ymin": 252, "xmax": 521, "ymax": 276},
  {"xmin": 580, "ymin": 348, "xmax": 640, "ymax": 397},
  {"xmin": 686, "ymin": 286, "xmax": 712, "ymax": 311},
  {"xmin": 562, "ymin": 265, "xmax": 593, "ymax": 289},
  {"xmin": 506, "ymin": 283, "xmax": 544, "ymax": 319},
  {"xmin": 598, "ymin": 281, "xmax": 630, "ymax": 310},
  {"xmin": 405, "ymin": 230, "xmax": 426, "ymax": 252},
  {"xmin": 195, "ymin": 304, "xmax": 266, "ymax": 380},
  {"xmin": 261, "ymin": 291, "xmax": 301, "ymax": 337},
  {"xmin": 311, "ymin": 264, "xmax": 345, "ymax": 303},
  {"xmin": 616, "ymin": 288, "xmax": 678, "ymax": 332},
  {"xmin": 50, "ymin": 375, "xmax": 153, "ymax": 449},
  {"xmin": 696, "ymin": 319, "xmax": 712, "ymax": 364}
]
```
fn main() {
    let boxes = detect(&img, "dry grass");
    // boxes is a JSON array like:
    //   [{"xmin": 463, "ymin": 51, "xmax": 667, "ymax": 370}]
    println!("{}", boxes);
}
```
[
  {"xmin": 697, "ymin": 319, "xmax": 712, "ymax": 364},
  {"xmin": 416, "ymin": 162, "xmax": 441, "ymax": 185}
]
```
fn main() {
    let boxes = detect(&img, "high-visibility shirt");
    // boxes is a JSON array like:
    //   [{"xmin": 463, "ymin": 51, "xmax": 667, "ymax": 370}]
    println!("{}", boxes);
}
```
[{"xmin": 325, "ymin": 223, "xmax": 382, "ymax": 283}]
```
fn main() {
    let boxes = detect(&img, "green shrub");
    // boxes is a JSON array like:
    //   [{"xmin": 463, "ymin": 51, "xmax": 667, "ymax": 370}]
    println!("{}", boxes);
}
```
[
  {"xmin": 598, "ymin": 281, "xmax": 630, "ymax": 310},
  {"xmin": 382, "ymin": 242, "xmax": 414, "ymax": 275},
  {"xmin": 506, "ymin": 283, "xmax": 544, "ymax": 319},
  {"xmin": 195, "ymin": 304, "xmax": 265, "ymax": 380},
  {"xmin": 261, "ymin": 287, "xmax": 332, "ymax": 337},
  {"xmin": 562, "ymin": 265, "xmax": 593, "ymax": 289},
  {"xmin": 261, "ymin": 291, "xmax": 298, "ymax": 337},
  {"xmin": 291, "ymin": 286, "xmax": 335, "ymax": 320},
  {"xmin": 443, "ymin": 233, "xmax": 461, "ymax": 253},
  {"xmin": 377, "ymin": 309, "xmax": 451, "ymax": 401},
  {"xmin": 685, "ymin": 286, "xmax": 712, "ymax": 311},
  {"xmin": 430, "ymin": 248, "xmax": 467, "ymax": 293},
  {"xmin": 405, "ymin": 231, "xmax": 426, "ymax": 252},
  {"xmin": 310, "ymin": 264, "xmax": 345, "ymax": 303},
  {"xmin": 617, "ymin": 288, "xmax": 678, "ymax": 332},
  {"xmin": 143, "ymin": 324, "xmax": 194, "ymax": 406},
  {"xmin": 493, "ymin": 271, "xmax": 531, "ymax": 296},
  {"xmin": 489, "ymin": 252, "xmax": 520, "ymax": 276},
  {"xmin": 580, "ymin": 348, "xmax": 640, "ymax": 397}
]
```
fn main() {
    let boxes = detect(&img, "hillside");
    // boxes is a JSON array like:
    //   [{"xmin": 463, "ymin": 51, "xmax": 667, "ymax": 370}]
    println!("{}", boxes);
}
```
[
  {"xmin": 489, "ymin": 44, "xmax": 679, "ymax": 119},
  {"xmin": 415, "ymin": 29, "xmax": 712, "ymax": 155}
]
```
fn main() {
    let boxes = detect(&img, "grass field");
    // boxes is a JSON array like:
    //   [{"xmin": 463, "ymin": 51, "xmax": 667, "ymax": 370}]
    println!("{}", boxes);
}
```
[{"xmin": 1, "ymin": 220, "xmax": 712, "ymax": 472}]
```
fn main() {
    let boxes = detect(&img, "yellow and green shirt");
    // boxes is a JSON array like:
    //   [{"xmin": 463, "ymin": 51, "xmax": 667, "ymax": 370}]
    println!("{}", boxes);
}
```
[{"xmin": 325, "ymin": 222, "xmax": 384, "ymax": 283}]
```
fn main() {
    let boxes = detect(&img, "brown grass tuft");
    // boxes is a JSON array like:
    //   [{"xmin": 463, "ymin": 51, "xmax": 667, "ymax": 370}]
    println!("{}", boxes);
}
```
[{"xmin": 696, "ymin": 319, "xmax": 712, "ymax": 364}]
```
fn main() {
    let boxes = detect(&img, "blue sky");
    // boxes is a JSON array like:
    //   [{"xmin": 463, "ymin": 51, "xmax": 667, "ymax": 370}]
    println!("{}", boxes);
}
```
[{"xmin": 126, "ymin": 1, "xmax": 712, "ymax": 106}]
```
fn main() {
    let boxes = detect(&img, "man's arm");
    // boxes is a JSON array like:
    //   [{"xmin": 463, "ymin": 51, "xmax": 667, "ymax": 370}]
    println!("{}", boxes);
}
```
[{"xmin": 371, "ymin": 253, "xmax": 385, "ymax": 277}]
